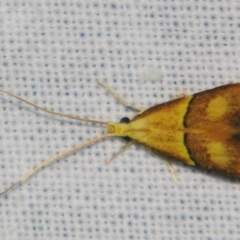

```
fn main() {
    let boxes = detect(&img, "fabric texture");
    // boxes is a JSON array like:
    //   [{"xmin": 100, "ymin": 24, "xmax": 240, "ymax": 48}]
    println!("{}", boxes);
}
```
[{"xmin": 0, "ymin": 1, "xmax": 240, "ymax": 239}]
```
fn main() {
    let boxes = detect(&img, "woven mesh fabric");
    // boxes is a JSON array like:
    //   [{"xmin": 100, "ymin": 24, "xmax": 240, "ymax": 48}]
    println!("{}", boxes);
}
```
[{"xmin": 0, "ymin": 1, "xmax": 240, "ymax": 239}]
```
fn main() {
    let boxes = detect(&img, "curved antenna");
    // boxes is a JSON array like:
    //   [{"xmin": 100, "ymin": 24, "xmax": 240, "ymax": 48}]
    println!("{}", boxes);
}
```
[
  {"xmin": 0, "ymin": 88, "xmax": 109, "ymax": 125},
  {"xmin": 0, "ymin": 133, "xmax": 115, "ymax": 196}
]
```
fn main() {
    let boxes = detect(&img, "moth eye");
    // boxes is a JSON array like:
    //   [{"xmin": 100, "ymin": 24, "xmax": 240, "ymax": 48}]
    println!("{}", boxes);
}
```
[{"xmin": 120, "ymin": 117, "xmax": 130, "ymax": 123}]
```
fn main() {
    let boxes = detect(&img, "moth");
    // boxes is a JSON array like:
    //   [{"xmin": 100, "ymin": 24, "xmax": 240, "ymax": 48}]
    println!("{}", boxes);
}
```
[{"xmin": 0, "ymin": 82, "xmax": 240, "ymax": 195}]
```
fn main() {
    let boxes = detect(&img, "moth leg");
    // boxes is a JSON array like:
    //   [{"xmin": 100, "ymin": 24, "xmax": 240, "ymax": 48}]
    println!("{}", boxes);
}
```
[
  {"xmin": 104, "ymin": 141, "xmax": 133, "ymax": 165},
  {"xmin": 173, "ymin": 89, "xmax": 186, "ymax": 99},
  {"xmin": 96, "ymin": 80, "xmax": 144, "ymax": 113},
  {"xmin": 164, "ymin": 161, "xmax": 178, "ymax": 181}
]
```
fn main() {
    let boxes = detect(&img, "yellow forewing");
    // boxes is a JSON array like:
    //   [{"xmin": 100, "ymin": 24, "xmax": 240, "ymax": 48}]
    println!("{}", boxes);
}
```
[
  {"xmin": 109, "ymin": 83, "xmax": 240, "ymax": 177},
  {"xmin": 110, "ymin": 95, "xmax": 195, "ymax": 165}
]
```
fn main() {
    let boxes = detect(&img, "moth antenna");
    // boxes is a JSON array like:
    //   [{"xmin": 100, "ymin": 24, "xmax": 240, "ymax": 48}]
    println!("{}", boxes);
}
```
[
  {"xmin": 104, "ymin": 141, "xmax": 133, "ymax": 165},
  {"xmin": 0, "ymin": 133, "xmax": 115, "ymax": 196},
  {"xmin": 0, "ymin": 88, "xmax": 109, "ymax": 125},
  {"xmin": 96, "ymin": 80, "xmax": 144, "ymax": 112}
]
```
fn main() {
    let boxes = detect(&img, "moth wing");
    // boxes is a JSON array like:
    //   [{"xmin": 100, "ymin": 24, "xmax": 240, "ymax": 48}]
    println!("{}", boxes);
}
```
[{"xmin": 185, "ymin": 83, "xmax": 240, "ymax": 176}]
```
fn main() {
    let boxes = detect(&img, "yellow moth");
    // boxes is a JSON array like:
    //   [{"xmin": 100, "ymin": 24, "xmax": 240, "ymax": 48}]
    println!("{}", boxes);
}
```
[{"xmin": 0, "ymin": 81, "xmax": 240, "ymax": 196}]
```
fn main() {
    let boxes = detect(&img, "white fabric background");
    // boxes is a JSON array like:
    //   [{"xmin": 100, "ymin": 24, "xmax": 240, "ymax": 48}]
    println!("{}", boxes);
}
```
[{"xmin": 0, "ymin": 1, "xmax": 240, "ymax": 239}]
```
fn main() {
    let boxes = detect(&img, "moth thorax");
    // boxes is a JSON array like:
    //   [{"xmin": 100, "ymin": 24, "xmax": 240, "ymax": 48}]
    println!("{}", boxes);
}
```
[{"xmin": 107, "ymin": 123, "xmax": 129, "ymax": 136}]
